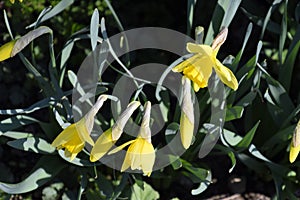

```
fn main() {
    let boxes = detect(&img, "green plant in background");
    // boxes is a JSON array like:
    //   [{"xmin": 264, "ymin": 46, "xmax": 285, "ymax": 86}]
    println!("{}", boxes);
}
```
[{"xmin": 0, "ymin": 0, "xmax": 299, "ymax": 199}]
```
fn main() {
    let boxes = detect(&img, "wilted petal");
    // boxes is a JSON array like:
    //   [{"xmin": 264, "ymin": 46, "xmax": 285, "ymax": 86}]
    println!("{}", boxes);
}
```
[
  {"xmin": 0, "ymin": 40, "xmax": 16, "ymax": 62},
  {"xmin": 214, "ymin": 59, "xmax": 238, "ymax": 91},
  {"xmin": 211, "ymin": 28, "xmax": 228, "ymax": 53}
]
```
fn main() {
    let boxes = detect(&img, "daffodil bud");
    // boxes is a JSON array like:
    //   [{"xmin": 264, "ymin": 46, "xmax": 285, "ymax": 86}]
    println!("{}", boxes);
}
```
[
  {"xmin": 290, "ymin": 120, "xmax": 300, "ymax": 163},
  {"xmin": 180, "ymin": 77, "xmax": 194, "ymax": 149},
  {"xmin": 112, "ymin": 101, "xmax": 140, "ymax": 141},
  {"xmin": 139, "ymin": 101, "xmax": 152, "ymax": 143}
]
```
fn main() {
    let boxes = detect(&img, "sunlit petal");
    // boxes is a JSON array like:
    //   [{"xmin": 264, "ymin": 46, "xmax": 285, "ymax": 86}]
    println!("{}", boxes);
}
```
[
  {"xmin": 214, "ymin": 59, "xmax": 238, "ymax": 91},
  {"xmin": 186, "ymin": 43, "xmax": 213, "ymax": 57},
  {"xmin": 90, "ymin": 128, "xmax": 114, "ymax": 162},
  {"xmin": 51, "ymin": 124, "xmax": 78, "ymax": 147}
]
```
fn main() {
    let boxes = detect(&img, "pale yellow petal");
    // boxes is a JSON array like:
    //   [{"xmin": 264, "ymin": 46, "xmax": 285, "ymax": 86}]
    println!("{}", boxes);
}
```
[
  {"xmin": 51, "ymin": 124, "xmax": 77, "ymax": 147},
  {"xmin": 108, "ymin": 139, "xmax": 135, "ymax": 155},
  {"xmin": 90, "ymin": 128, "xmax": 114, "ymax": 162},
  {"xmin": 140, "ymin": 141, "xmax": 155, "ymax": 176},
  {"xmin": 172, "ymin": 55, "xmax": 199, "ymax": 73},
  {"xmin": 75, "ymin": 118, "xmax": 94, "ymax": 146},
  {"xmin": 182, "ymin": 56, "xmax": 213, "ymax": 91},
  {"xmin": 121, "ymin": 151, "xmax": 131, "ymax": 172},
  {"xmin": 0, "ymin": 40, "xmax": 16, "ymax": 62},
  {"xmin": 186, "ymin": 43, "xmax": 213, "ymax": 56},
  {"xmin": 214, "ymin": 59, "xmax": 238, "ymax": 91},
  {"xmin": 10, "ymin": 0, "xmax": 15, "ymax": 3},
  {"xmin": 180, "ymin": 113, "xmax": 194, "ymax": 149},
  {"xmin": 290, "ymin": 143, "xmax": 300, "ymax": 163}
]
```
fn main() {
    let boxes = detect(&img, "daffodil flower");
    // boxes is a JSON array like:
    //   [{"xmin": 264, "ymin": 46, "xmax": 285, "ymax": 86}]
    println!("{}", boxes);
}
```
[
  {"xmin": 0, "ymin": 26, "xmax": 51, "ymax": 62},
  {"xmin": 289, "ymin": 120, "xmax": 300, "ymax": 163},
  {"xmin": 10, "ymin": 0, "xmax": 23, "ymax": 3},
  {"xmin": 109, "ymin": 101, "xmax": 155, "ymax": 176},
  {"xmin": 52, "ymin": 95, "xmax": 107, "ymax": 160},
  {"xmin": 180, "ymin": 77, "xmax": 194, "ymax": 149},
  {"xmin": 90, "ymin": 101, "xmax": 141, "ymax": 162},
  {"xmin": 172, "ymin": 28, "xmax": 238, "ymax": 92}
]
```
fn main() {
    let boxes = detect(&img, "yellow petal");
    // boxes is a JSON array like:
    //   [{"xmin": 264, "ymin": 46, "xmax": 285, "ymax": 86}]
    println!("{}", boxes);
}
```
[
  {"xmin": 172, "ymin": 55, "xmax": 199, "ymax": 73},
  {"xmin": 214, "ymin": 59, "xmax": 238, "ymax": 91},
  {"xmin": 140, "ymin": 141, "xmax": 155, "ymax": 176},
  {"xmin": 51, "ymin": 124, "xmax": 78, "ymax": 147},
  {"xmin": 90, "ymin": 128, "xmax": 114, "ymax": 162},
  {"xmin": 108, "ymin": 139, "xmax": 135, "ymax": 155},
  {"xmin": 0, "ymin": 40, "xmax": 16, "ymax": 62},
  {"xmin": 290, "ymin": 143, "xmax": 300, "ymax": 163},
  {"xmin": 186, "ymin": 43, "xmax": 213, "ymax": 56},
  {"xmin": 10, "ymin": 0, "xmax": 15, "ymax": 3},
  {"xmin": 182, "ymin": 55, "xmax": 213, "ymax": 91},
  {"xmin": 75, "ymin": 118, "xmax": 94, "ymax": 146}
]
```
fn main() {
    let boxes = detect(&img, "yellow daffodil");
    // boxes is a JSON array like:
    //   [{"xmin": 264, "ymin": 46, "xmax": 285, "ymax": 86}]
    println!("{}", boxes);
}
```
[
  {"xmin": 109, "ymin": 101, "xmax": 155, "ymax": 176},
  {"xmin": 173, "ymin": 28, "xmax": 238, "ymax": 92},
  {"xmin": 0, "ymin": 26, "xmax": 51, "ymax": 62},
  {"xmin": 10, "ymin": 0, "xmax": 23, "ymax": 3},
  {"xmin": 180, "ymin": 77, "xmax": 194, "ymax": 149},
  {"xmin": 52, "ymin": 95, "xmax": 107, "ymax": 160},
  {"xmin": 90, "ymin": 101, "xmax": 141, "ymax": 162},
  {"xmin": 289, "ymin": 120, "xmax": 300, "ymax": 163}
]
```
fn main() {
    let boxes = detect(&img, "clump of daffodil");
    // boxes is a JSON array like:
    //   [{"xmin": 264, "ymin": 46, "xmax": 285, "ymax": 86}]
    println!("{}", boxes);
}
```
[
  {"xmin": 10, "ymin": 0, "xmax": 23, "ymax": 3},
  {"xmin": 172, "ymin": 28, "xmax": 238, "ymax": 92},
  {"xmin": 180, "ymin": 77, "xmax": 194, "ymax": 149},
  {"xmin": 89, "ymin": 101, "xmax": 141, "ymax": 162},
  {"xmin": 109, "ymin": 101, "xmax": 155, "ymax": 176},
  {"xmin": 52, "ymin": 95, "xmax": 108, "ymax": 161},
  {"xmin": 289, "ymin": 119, "xmax": 300, "ymax": 163},
  {"xmin": 0, "ymin": 26, "xmax": 51, "ymax": 62}
]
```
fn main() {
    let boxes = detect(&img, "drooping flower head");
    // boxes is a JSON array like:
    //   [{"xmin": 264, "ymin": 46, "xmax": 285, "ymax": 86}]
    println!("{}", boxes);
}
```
[
  {"xmin": 52, "ymin": 95, "xmax": 107, "ymax": 160},
  {"xmin": 90, "ymin": 101, "xmax": 141, "ymax": 162},
  {"xmin": 109, "ymin": 101, "xmax": 155, "ymax": 176},
  {"xmin": 180, "ymin": 77, "xmax": 194, "ymax": 149},
  {"xmin": 289, "ymin": 120, "xmax": 300, "ymax": 163},
  {"xmin": 172, "ymin": 28, "xmax": 238, "ymax": 92}
]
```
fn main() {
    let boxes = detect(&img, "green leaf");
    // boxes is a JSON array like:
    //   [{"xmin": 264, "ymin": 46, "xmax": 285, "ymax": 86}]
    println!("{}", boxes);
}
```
[
  {"xmin": 187, "ymin": 0, "xmax": 197, "ymax": 36},
  {"xmin": 236, "ymin": 121, "xmax": 260, "ymax": 149},
  {"xmin": 90, "ymin": 9, "xmax": 99, "ymax": 51},
  {"xmin": 222, "ymin": 129, "xmax": 242, "ymax": 146},
  {"xmin": 27, "ymin": 0, "xmax": 75, "ymax": 28},
  {"xmin": 1, "ymin": 131, "xmax": 33, "ymax": 139},
  {"xmin": 214, "ymin": 145, "xmax": 236, "ymax": 173},
  {"xmin": 169, "ymin": 155, "xmax": 182, "ymax": 170},
  {"xmin": 259, "ymin": 0, "xmax": 283, "ymax": 39},
  {"xmin": 165, "ymin": 122, "xmax": 179, "ymax": 144},
  {"xmin": 181, "ymin": 159, "xmax": 209, "ymax": 181},
  {"xmin": 205, "ymin": 0, "xmax": 242, "ymax": 45},
  {"xmin": 7, "ymin": 137, "xmax": 55, "ymax": 154},
  {"xmin": 225, "ymin": 106, "xmax": 244, "ymax": 121},
  {"xmin": 191, "ymin": 170, "xmax": 212, "ymax": 195},
  {"xmin": 232, "ymin": 23, "xmax": 253, "ymax": 71},
  {"xmin": 0, "ymin": 156, "xmax": 65, "ymax": 194},
  {"xmin": 0, "ymin": 97, "xmax": 55, "ymax": 115},
  {"xmin": 278, "ymin": 0, "xmax": 288, "ymax": 64},
  {"xmin": 130, "ymin": 182, "xmax": 159, "ymax": 200},
  {"xmin": 279, "ymin": 25, "xmax": 300, "ymax": 91}
]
